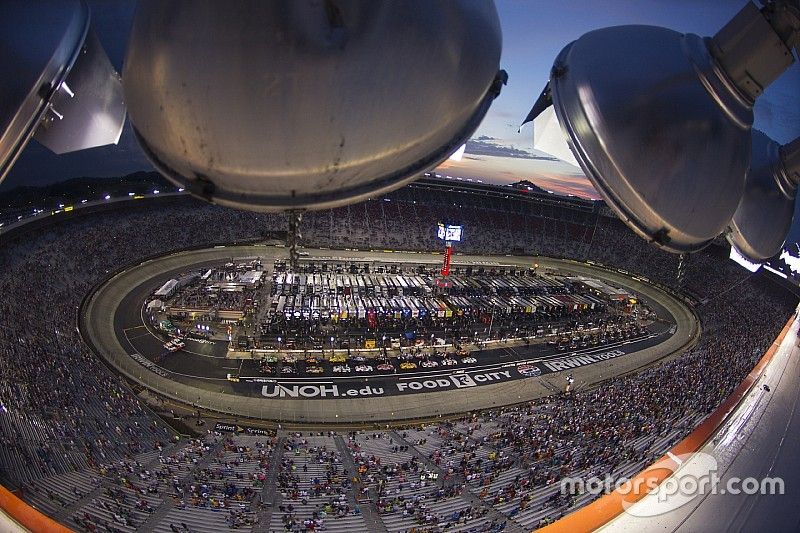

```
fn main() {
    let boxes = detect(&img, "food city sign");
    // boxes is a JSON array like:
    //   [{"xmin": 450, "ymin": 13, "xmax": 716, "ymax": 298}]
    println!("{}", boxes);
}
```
[
  {"xmin": 396, "ymin": 370, "xmax": 512, "ymax": 392},
  {"xmin": 256, "ymin": 353, "xmax": 635, "ymax": 400},
  {"xmin": 259, "ymin": 369, "xmax": 517, "ymax": 399}
]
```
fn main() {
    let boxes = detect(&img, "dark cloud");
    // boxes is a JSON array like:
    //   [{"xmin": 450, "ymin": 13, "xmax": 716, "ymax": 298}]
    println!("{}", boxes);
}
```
[{"xmin": 465, "ymin": 139, "xmax": 559, "ymax": 161}]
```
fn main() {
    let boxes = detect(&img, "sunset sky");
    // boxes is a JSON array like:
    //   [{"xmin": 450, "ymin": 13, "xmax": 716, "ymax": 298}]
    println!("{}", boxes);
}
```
[
  {"xmin": 2, "ymin": 0, "xmax": 798, "ymax": 200},
  {"xmin": 433, "ymin": 0, "xmax": 800, "ymax": 199}
]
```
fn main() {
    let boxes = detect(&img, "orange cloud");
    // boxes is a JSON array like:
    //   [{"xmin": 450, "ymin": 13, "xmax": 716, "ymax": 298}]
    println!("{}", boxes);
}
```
[{"xmin": 434, "ymin": 154, "xmax": 600, "ymax": 200}]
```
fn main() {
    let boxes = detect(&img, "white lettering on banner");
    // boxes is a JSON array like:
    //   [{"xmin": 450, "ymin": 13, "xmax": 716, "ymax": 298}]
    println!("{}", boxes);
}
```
[
  {"xmin": 397, "ymin": 371, "xmax": 511, "ymax": 393},
  {"xmin": 450, "ymin": 374, "xmax": 477, "ymax": 388},
  {"xmin": 129, "ymin": 352, "xmax": 169, "ymax": 377},
  {"xmin": 214, "ymin": 423, "xmax": 271, "ymax": 436},
  {"xmin": 544, "ymin": 349, "xmax": 626, "ymax": 372},
  {"xmin": 261, "ymin": 384, "xmax": 384, "ymax": 398}
]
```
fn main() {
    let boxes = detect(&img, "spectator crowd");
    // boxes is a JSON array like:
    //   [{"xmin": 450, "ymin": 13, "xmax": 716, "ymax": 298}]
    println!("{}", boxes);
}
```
[{"xmin": 0, "ymin": 183, "xmax": 795, "ymax": 532}]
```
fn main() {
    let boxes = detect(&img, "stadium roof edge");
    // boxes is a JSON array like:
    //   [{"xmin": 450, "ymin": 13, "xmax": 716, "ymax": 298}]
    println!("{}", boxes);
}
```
[{"xmin": 412, "ymin": 175, "xmax": 605, "ymax": 213}]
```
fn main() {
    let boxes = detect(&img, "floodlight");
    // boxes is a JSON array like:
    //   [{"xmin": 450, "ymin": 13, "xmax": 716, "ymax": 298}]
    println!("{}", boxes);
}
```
[
  {"xmin": 531, "ymin": 106, "xmax": 578, "ymax": 167},
  {"xmin": 123, "ymin": 0, "xmax": 504, "ymax": 212},
  {"xmin": 0, "ymin": 0, "xmax": 125, "ymax": 184},
  {"xmin": 524, "ymin": 1, "xmax": 799, "ymax": 253},
  {"xmin": 728, "ymin": 133, "xmax": 800, "ymax": 261}
]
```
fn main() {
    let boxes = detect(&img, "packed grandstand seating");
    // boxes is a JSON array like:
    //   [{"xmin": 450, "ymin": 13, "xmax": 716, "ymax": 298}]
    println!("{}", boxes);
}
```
[{"xmin": 0, "ymin": 182, "xmax": 796, "ymax": 532}]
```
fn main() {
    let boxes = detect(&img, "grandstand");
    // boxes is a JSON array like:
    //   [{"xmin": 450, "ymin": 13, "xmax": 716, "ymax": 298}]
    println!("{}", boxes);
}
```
[{"xmin": 0, "ymin": 179, "xmax": 796, "ymax": 532}]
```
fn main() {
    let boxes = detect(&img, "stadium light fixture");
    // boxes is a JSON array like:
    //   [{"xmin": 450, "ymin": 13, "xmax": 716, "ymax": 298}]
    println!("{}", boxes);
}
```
[
  {"xmin": 123, "ymin": 0, "xmax": 505, "ymax": 212},
  {"xmin": 0, "ymin": 0, "xmax": 125, "ymax": 185},
  {"xmin": 522, "ymin": 0, "xmax": 799, "ymax": 253},
  {"xmin": 728, "ymin": 133, "xmax": 800, "ymax": 261}
]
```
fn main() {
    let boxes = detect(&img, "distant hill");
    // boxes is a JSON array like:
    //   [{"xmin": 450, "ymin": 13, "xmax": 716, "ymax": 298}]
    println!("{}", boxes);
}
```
[{"xmin": 0, "ymin": 171, "xmax": 173, "ymax": 211}]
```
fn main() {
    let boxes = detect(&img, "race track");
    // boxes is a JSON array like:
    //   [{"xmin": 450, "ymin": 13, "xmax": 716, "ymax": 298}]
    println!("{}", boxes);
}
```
[{"xmin": 81, "ymin": 245, "xmax": 700, "ymax": 423}]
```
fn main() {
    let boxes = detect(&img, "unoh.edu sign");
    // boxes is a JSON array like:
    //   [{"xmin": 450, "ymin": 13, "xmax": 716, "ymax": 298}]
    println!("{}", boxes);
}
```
[
  {"xmin": 262, "ymin": 384, "xmax": 384, "ymax": 399},
  {"xmin": 259, "ymin": 369, "xmax": 517, "ymax": 400}
]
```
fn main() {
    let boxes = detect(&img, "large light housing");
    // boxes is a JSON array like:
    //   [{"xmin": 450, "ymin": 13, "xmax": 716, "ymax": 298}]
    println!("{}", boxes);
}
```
[
  {"xmin": 728, "ymin": 133, "xmax": 800, "ymax": 261},
  {"xmin": 0, "ymin": 0, "xmax": 125, "ymax": 184},
  {"xmin": 549, "ymin": 25, "xmax": 752, "ymax": 253},
  {"xmin": 123, "ymin": 0, "xmax": 504, "ymax": 212},
  {"xmin": 542, "ymin": 1, "xmax": 797, "ymax": 253}
]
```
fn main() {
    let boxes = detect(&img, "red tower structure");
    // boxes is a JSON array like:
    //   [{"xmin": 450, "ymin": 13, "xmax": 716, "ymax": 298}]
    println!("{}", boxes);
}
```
[
  {"xmin": 441, "ymin": 242, "xmax": 453, "ymax": 276},
  {"xmin": 436, "ymin": 222, "xmax": 462, "ymax": 288}
]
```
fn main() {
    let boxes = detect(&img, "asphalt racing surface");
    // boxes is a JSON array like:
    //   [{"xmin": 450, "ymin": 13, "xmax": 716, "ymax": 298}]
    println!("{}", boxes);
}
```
[
  {"xmin": 116, "ymin": 260, "xmax": 673, "ymax": 399},
  {"xmin": 83, "ymin": 246, "xmax": 699, "ymax": 422}
]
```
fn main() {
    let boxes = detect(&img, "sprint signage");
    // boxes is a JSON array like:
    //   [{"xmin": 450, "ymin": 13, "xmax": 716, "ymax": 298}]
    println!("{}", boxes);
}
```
[
  {"xmin": 214, "ymin": 423, "xmax": 272, "ymax": 436},
  {"xmin": 396, "ymin": 370, "xmax": 512, "ymax": 393}
]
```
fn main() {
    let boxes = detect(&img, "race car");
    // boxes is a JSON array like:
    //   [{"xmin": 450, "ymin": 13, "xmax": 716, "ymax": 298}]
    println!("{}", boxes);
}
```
[
  {"xmin": 305, "ymin": 357, "xmax": 320, "ymax": 365},
  {"xmin": 263, "ymin": 355, "xmax": 278, "ymax": 363},
  {"xmin": 350, "ymin": 355, "xmax": 367, "ymax": 363},
  {"xmin": 420, "ymin": 360, "xmax": 439, "ymax": 368},
  {"xmin": 460, "ymin": 356, "xmax": 477, "ymax": 364},
  {"xmin": 440, "ymin": 357, "xmax": 458, "ymax": 366},
  {"xmin": 516, "ymin": 364, "xmax": 542, "ymax": 377},
  {"xmin": 260, "ymin": 365, "xmax": 275, "ymax": 375},
  {"xmin": 355, "ymin": 365, "xmax": 373, "ymax": 373},
  {"xmin": 329, "ymin": 354, "xmax": 347, "ymax": 363},
  {"xmin": 282, "ymin": 355, "xmax": 297, "ymax": 364},
  {"xmin": 306, "ymin": 366, "xmax": 324, "ymax": 374},
  {"xmin": 281, "ymin": 366, "xmax": 296, "ymax": 375},
  {"xmin": 333, "ymin": 365, "xmax": 352, "ymax": 373},
  {"xmin": 376, "ymin": 363, "xmax": 395, "ymax": 372},
  {"xmin": 399, "ymin": 361, "xmax": 418, "ymax": 370},
  {"xmin": 163, "ymin": 341, "xmax": 179, "ymax": 352}
]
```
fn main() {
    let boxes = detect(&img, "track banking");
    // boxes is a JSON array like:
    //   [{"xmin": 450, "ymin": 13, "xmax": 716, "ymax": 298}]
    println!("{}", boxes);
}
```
[{"xmin": 257, "ymin": 349, "xmax": 635, "ymax": 399}]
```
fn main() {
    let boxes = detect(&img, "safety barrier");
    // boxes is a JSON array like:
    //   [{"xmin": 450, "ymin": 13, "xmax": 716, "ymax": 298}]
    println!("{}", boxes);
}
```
[{"xmin": 0, "ymin": 485, "xmax": 72, "ymax": 533}]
